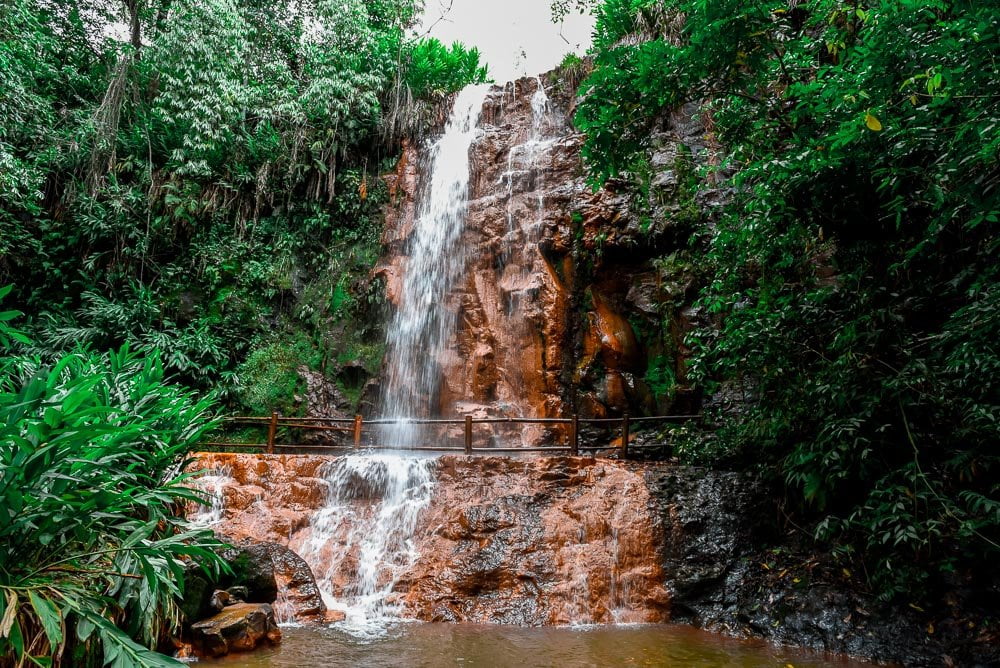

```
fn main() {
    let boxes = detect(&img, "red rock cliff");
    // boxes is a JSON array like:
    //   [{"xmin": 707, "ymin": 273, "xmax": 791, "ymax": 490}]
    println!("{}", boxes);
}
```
[
  {"xmin": 188, "ymin": 453, "xmax": 668, "ymax": 626},
  {"xmin": 377, "ymin": 71, "xmax": 713, "ymax": 432}
]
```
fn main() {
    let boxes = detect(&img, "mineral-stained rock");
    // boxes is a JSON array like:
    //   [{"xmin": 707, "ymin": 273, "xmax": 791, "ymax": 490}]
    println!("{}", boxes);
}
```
[
  {"xmin": 184, "ymin": 453, "xmax": 999, "ymax": 665},
  {"xmin": 189, "ymin": 603, "xmax": 281, "ymax": 658},
  {"xmin": 377, "ymin": 69, "xmax": 722, "ymax": 429},
  {"xmin": 188, "ymin": 453, "xmax": 668, "ymax": 627},
  {"xmin": 182, "ymin": 459, "xmax": 332, "ymax": 624},
  {"xmin": 210, "ymin": 589, "xmax": 233, "ymax": 611},
  {"xmin": 188, "ymin": 453, "xmax": 328, "ymax": 543},
  {"xmin": 402, "ymin": 456, "xmax": 670, "ymax": 625},
  {"xmin": 323, "ymin": 609, "xmax": 347, "ymax": 623},
  {"xmin": 184, "ymin": 537, "xmax": 327, "ymax": 625}
]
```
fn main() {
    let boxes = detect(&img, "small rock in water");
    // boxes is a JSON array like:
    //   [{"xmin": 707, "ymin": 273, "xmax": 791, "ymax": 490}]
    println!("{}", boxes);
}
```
[
  {"xmin": 189, "ymin": 602, "xmax": 281, "ymax": 658},
  {"xmin": 210, "ymin": 586, "xmax": 249, "ymax": 610},
  {"xmin": 323, "ymin": 609, "xmax": 347, "ymax": 623}
]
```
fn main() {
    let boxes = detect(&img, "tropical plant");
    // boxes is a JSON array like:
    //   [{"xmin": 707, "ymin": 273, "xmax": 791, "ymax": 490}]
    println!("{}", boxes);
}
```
[
  {"xmin": 576, "ymin": 0, "xmax": 1000, "ymax": 597},
  {"xmin": 404, "ymin": 38, "xmax": 490, "ymax": 98},
  {"xmin": 0, "ymin": 296, "xmax": 225, "ymax": 667},
  {"xmin": 0, "ymin": 0, "xmax": 488, "ymax": 412}
]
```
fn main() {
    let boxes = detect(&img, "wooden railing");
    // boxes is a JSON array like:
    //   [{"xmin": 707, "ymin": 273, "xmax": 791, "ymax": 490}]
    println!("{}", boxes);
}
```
[{"xmin": 201, "ymin": 412, "xmax": 699, "ymax": 456}]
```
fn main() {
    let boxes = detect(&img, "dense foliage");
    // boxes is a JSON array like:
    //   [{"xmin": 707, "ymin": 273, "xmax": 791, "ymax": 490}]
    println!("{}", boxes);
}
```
[
  {"xmin": 1, "ymin": 0, "xmax": 487, "ymax": 413},
  {"xmin": 577, "ymin": 0, "xmax": 999, "ymax": 597},
  {"xmin": 0, "ymin": 294, "xmax": 224, "ymax": 667},
  {"xmin": 405, "ymin": 38, "xmax": 489, "ymax": 98},
  {"xmin": 0, "ymin": 3, "xmax": 489, "ymax": 665}
]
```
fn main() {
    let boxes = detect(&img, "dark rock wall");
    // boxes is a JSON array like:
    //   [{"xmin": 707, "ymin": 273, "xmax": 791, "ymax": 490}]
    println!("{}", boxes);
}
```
[{"xmin": 644, "ymin": 467, "xmax": 998, "ymax": 667}]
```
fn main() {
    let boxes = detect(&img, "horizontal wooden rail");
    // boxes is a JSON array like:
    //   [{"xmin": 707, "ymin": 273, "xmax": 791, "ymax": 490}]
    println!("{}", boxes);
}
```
[
  {"xmin": 276, "ymin": 423, "xmax": 353, "ymax": 431},
  {"xmin": 205, "ymin": 411, "xmax": 700, "ymax": 457}
]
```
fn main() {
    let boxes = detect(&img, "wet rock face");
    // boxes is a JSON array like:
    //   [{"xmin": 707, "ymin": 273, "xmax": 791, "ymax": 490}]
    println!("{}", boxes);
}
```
[
  {"xmin": 184, "ymin": 453, "xmax": 993, "ymax": 665},
  {"xmin": 297, "ymin": 367, "xmax": 353, "ymax": 444},
  {"xmin": 188, "ymin": 453, "xmax": 669, "ymax": 626},
  {"xmin": 186, "ymin": 455, "xmax": 330, "ymax": 622},
  {"xmin": 378, "ymin": 72, "xmax": 720, "ymax": 431},
  {"xmin": 190, "ymin": 453, "xmax": 329, "ymax": 544},
  {"xmin": 644, "ymin": 466, "xmax": 773, "ymax": 621},
  {"xmin": 643, "ymin": 466, "xmax": 999, "ymax": 667},
  {"xmin": 380, "ymin": 77, "xmax": 581, "ymax": 431},
  {"xmin": 402, "ymin": 456, "xmax": 670, "ymax": 625}
]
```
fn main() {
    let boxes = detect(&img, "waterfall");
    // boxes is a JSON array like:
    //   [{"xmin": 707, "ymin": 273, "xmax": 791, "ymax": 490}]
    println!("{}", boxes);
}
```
[
  {"xmin": 292, "ymin": 454, "xmax": 435, "ymax": 635},
  {"xmin": 379, "ymin": 84, "xmax": 491, "ymax": 447},
  {"xmin": 187, "ymin": 453, "xmax": 671, "ymax": 630}
]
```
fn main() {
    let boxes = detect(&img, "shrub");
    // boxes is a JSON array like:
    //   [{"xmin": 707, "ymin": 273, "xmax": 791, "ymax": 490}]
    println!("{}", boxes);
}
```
[
  {"xmin": 577, "ymin": 0, "xmax": 1000, "ymax": 597},
  {"xmin": 0, "ymin": 297, "xmax": 225, "ymax": 666}
]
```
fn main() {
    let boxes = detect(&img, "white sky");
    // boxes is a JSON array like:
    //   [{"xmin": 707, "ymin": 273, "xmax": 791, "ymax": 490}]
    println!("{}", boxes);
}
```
[{"xmin": 417, "ymin": 1, "xmax": 595, "ymax": 84}]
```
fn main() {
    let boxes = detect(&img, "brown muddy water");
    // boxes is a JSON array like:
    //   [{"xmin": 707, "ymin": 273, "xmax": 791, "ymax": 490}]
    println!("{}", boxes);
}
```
[{"xmin": 196, "ymin": 623, "xmax": 875, "ymax": 667}]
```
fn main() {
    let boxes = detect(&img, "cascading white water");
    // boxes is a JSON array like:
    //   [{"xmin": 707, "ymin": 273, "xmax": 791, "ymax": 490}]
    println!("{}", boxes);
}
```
[
  {"xmin": 608, "ymin": 476, "xmax": 642, "ymax": 624},
  {"xmin": 498, "ymin": 77, "xmax": 553, "ymax": 308},
  {"xmin": 495, "ymin": 77, "xmax": 557, "ymax": 444},
  {"xmin": 188, "ymin": 466, "xmax": 232, "ymax": 527},
  {"xmin": 379, "ymin": 84, "xmax": 491, "ymax": 447},
  {"xmin": 292, "ymin": 454, "xmax": 435, "ymax": 635}
]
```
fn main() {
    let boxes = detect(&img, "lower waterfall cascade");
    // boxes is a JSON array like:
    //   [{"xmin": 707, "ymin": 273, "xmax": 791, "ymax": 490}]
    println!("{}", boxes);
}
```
[
  {"xmin": 187, "ymin": 452, "xmax": 670, "ymax": 634},
  {"xmin": 291, "ymin": 454, "xmax": 435, "ymax": 634}
]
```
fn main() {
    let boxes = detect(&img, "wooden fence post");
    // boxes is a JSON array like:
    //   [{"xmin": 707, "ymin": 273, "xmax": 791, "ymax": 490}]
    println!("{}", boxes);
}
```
[
  {"xmin": 570, "ymin": 414, "xmax": 579, "ymax": 455},
  {"xmin": 621, "ymin": 412, "xmax": 630, "ymax": 457},
  {"xmin": 266, "ymin": 411, "xmax": 279, "ymax": 454},
  {"xmin": 464, "ymin": 415, "xmax": 473, "ymax": 454},
  {"xmin": 353, "ymin": 415, "xmax": 363, "ymax": 449}
]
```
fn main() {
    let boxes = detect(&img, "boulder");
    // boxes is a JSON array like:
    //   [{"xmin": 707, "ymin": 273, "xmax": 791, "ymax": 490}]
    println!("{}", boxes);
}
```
[
  {"xmin": 189, "ymin": 603, "xmax": 281, "ymax": 658},
  {"xmin": 268, "ymin": 543, "xmax": 327, "ymax": 620},
  {"xmin": 180, "ymin": 540, "xmax": 283, "ymax": 624},
  {"xmin": 219, "ymin": 542, "xmax": 280, "ymax": 604}
]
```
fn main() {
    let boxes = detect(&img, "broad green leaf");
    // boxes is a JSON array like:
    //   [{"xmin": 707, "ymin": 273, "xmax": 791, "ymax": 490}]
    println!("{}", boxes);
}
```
[{"xmin": 27, "ymin": 591, "xmax": 63, "ymax": 647}]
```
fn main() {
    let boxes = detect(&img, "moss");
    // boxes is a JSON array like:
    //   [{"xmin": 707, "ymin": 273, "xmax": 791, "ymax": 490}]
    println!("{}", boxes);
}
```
[
  {"xmin": 234, "ymin": 332, "xmax": 319, "ymax": 416},
  {"xmin": 336, "ymin": 340, "xmax": 385, "ymax": 375}
]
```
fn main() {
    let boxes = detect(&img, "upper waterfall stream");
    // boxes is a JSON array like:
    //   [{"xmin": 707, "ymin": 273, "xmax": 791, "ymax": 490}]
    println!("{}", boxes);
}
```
[
  {"xmin": 377, "ymin": 78, "xmax": 568, "ymax": 448},
  {"xmin": 379, "ymin": 85, "xmax": 491, "ymax": 448}
]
